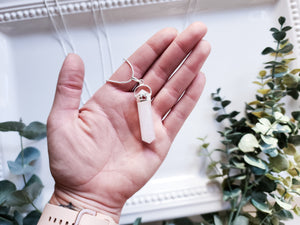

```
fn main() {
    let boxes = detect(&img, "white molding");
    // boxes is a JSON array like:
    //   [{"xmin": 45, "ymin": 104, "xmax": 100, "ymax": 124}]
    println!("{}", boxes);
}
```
[
  {"xmin": 0, "ymin": 0, "xmax": 180, "ymax": 23},
  {"xmin": 289, "ymin": 0, "xmax": 300, "ymax": 53},
  {"xmin": 120, "ymin": 176, "xmax": 224, "ymax": 223}
]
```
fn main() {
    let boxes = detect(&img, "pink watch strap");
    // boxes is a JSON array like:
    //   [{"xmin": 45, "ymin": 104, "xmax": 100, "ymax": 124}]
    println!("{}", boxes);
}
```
[{"xmin": 37, "ymin": 203, "xmax": 117, "ymax": 225}]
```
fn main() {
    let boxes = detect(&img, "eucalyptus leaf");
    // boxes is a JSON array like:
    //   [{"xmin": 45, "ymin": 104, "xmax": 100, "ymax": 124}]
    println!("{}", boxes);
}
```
[
  {"xmin": 216, "ymin": 114, "xmax": 229, "ymax": 122},
  {"xmin": 256, "ymin": 177, "xmax": 276, "ymax": 193},
  {"xmin": 221, "ymin": 100, "xmax": 231, "ymax": 108},
  {"xmin": 275, "ymin": 207, "xmax": 293, "ymax": 220},
  {"xmin": 24, "ymin": 175, "xmax": 43, "ymax": 201},
  {"xmin": 0, "ymin": 206, "xmax": 10, "ymax": 215},
  {"xmin": 6, "ymin": 175, "xmax": 43, "ymax": 207},
  {"xmin": 262, "ymin": 47, "xmax": 275, "ymax": 55},
  {"xmin": 233, "ymin": 215, "xmax": 249, "ymax": 225},
  {"xmin": 0, "ymin": 216, "xmax": 15, "ymax": 225},
  {"xmin": 278, "ymin": 17, "xmax": 286, "ymax": 25},
  {"xmin": 19, "ymin": 122, "xmax": 46, "ymax": 140},
  {"xmin": 269, "ymin": 154, "xmax": 289, "ymax": 172},
  {"xmin": 279, "ymin": 43, "xmax": 293, "ymax": 54},
  {"xmin": 283, "ymin": 143, "xmax": 296, "ymax": 155},
  {"xmin": 251, "ymin": 199, "xmax": 272, "ymax": 214},
  {"xmin": 253, "ymin": 118, "xmax": 273, "ymax": 135},
  {"xmin": 272, "ymin": 31, "xmax": 286, "ymax": 42},
  {"xmin": 270, "ymin": 27, "xmax": 279, "ymax": 32},
  {"xmin": 238, "ymin": 134, "xmax": 259, "ymax": 153},
  {"xmin": 244, "ymin": 155, "xmax": 267, "ymax": 170},
  {"xmin": 16, "ymin": 147, "xmax": 40, "ymax": 165},
  {"xmin": 223, "ymin": 188, "xmax": 241, "ymax": 201},
  {"xmin": 0, "ymin": 121, "xmax": 25, "ymax": 132},
  {"xmin": 6, "ymin": 190, "xmax": 30, "ymax": 207},
  {"xmin": 283, "ymin": 74, "xmax": 298, "ymax": 88},
  {"xmin": 7, "ymin": 147, "xmax": 40, "ymax": 175},
  {"xmin": 0, "ymin": 180, "xmax": 16, "ymax": 205},
  {"xmin": 7, "ymin": 162, "xmax": 35, "ymax": 176},
  {"xmin": 274, "ymin": 196, "xmax": 293, "ymax": 210},
  {"xmin": 282, "ymin": 26, "xmax": 292, "ymax": 32},
  {"xmin": 293, "ymin": 206, "xmax": 300, "ymax": 216},
  {"xmin": 292, "ymin": 111, "xmax": 300, "ymax": 121},
  {"xmin": 213, "ymin": 215, "xmax": 223, "ymax": 225},
  {"xmin": 23, "ymin": 211, "xmax": 41, "ymax": 225},
  {"xmin": 289, "ymin": 135, "xmax": 300, "ymax": 146},
  {"xmin": 13, "ymin": 210, "xmax": 23, "ymax": 225}
]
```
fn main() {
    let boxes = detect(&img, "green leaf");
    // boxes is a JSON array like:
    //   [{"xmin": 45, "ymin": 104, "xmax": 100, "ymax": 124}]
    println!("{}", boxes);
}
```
[
  {"xmin": 256, "ymin": 177, "xmax": 276, "ymax": 193},
  {"xmin": 274, "ymin": 196, "xmax": 292, "ymax": 210},
  {"xmin": 238, "ymin": 134, "xmax": 259, "ymax": 153},
  {"xmin": 229, "ymin": 111, "xmax": 239, "ymax": 118},
  {"xmin": 173, "ymin": 218, "xmax": 193, "ymax": 225},
  {"xmin": 278, "ymin": 16, "xmax": 286, "ymax": 25},
  {"xmin": 223, "ymin": 188, "xmax": 241, "ymax": 201},
  {"xmin": 0, "ymin": 216, "xmax": 15, "ymax": 225},
  {"xmin": 216, "ymin": 114, "xmax": 229, "ymax": 122},
  {"xmin": 7, "ymin": 147, "xmax": 40, "ymax": 175},
  {"xmin": 274, "ymin": 72, "xmax": 286, "ymax": 78},
  {"xmin": 19, "ymin": 122, "xmax": 46, "ymax": 140},
  {"xmin": 213, "ymin": 215, "xmax": 223, "ymax": 225},
  {"xmin": 262, "ymin": 47, "xmax": 275, "ymax": 55},
  {"xmin": 6, "ymin": 190, "xmax": 30, "ymax": 207},
  {"xmin": 270, "ymin": 27, "xmax": 279, "ymax": 32},
  {"xmin": 269, "ymin": 154, "xmax": 289, "ymax": 172},
  {"xmin": 251, "ymin": 199, "xmax": 272, "ymax": 214},
  {"xmin": 259, "ymin": 70, "xmax": 267, "ymax": 77},
  {"xmin": 6, "ymin": 175, "xmax": 43, "ymax": 207},
  {"xmin": 273, "ymin": 31, "xmax": 286, "ymax": 42},
  {"xmin": 213, "ymin": 107, "xmax": 221, "ymax": 111},
  {"xmin": 23, "ymin": 211, "xmax": 41, "ymax": 225},
  {"xmin": 293, "ymin": 206, "xmax": 300, "ymax": 216},
  {"xmin": 0, "ymin": 121, "xmax": 25, "ymax": 132},
  {"xmin": 0, "ymin": 180, "xmax": 16, "ymax": 205},
  {"xmin": 212, "ymin": 96, "xmax": 221, "ymax": 102},
  {"xmin": 290, "ymin": 69, "xmax": 300, "ymax": 74},
  {"xmin": 292, "ymin": 111, "xmax": 300, "ymax": 121},
  {"xmin": 282, "ymin": 26, "xmax": 292, "ymax": 32},
  {"xmin": 244, "ymin": 155, "xmax": 267, "ymax": 170},
  {"xmin": 24, "ymin": 175, "xmax": 43, "ymax": 201},
  {"xmin": 233, "ymin": 216, "xmax": 249, "ymax": 225},
  {"xmin": 279, "ymin": 43, "xmax": 293, "ymax": 54},
  {"xmin": 275, "ymin": 207, "xmax": 293, "ymax": 220},
  {"xmin": 221, "ymin": 100, "xmax": 231, "ymax": 108},
  {"xmin": 0, "ymin": 206, "xmax": 10, "ymax": 214},
  {"xmin": 289, "ymin": 135, "xmax": 300, "ymax": 146},
  {"xmin": 283, "ymin": 143, "xmax": 296, "ymax": 155},
  {"xmin": 13, "ymin": 210, "xmax": 23, "ymax": 225},
  {"xmin": 283, "ymin": 74, "xmax": 298, "ymax": 88}
]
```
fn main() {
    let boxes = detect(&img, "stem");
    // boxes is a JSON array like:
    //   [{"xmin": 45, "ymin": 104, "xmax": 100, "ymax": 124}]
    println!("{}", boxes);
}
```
[
  {"xmin": 233, "ymin": 169, "xmax": 250, "ymax": 222},
  {"xmin": 19, "ymin": 134, "xmax": 41, "ymax": 214},
  {"xmin": 19, "ymin": 135, "xmax": 27, "ymax": 185}
]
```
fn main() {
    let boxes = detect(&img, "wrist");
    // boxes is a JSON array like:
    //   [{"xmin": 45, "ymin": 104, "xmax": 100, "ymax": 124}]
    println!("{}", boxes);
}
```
[{"xmin": 49, "ymin": 188, "xmax": 121, "ymax": 223}]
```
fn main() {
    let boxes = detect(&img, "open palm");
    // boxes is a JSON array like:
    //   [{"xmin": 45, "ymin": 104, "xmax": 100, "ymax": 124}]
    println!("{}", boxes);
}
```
[{"xmin": 46, "ymin": 22, "xmax": 210, "ymax": 222}]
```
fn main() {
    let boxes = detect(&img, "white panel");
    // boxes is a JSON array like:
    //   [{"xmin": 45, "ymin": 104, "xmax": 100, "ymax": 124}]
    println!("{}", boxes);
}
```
[{"xmin": 0, "ymin": 0, "xmax": 299, "ymax": 224}]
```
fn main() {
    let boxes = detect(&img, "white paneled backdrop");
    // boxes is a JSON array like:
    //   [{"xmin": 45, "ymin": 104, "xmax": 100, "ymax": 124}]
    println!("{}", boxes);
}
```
[{"xmin": 0, "ymin": 0, "xmax": 300, "ymax": 224}]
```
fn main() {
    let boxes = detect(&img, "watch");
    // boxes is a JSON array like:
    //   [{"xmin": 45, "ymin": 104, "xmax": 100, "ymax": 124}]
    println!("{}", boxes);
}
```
[{"xmin": 37, "ymin": 203, "xmax": 118, "ymax": 225}]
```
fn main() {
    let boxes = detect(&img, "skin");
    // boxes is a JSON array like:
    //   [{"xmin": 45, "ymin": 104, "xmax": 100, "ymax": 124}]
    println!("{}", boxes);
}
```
[{"xmin": 46, "ymin": 22, "xmax": 211, "ymax": 223}]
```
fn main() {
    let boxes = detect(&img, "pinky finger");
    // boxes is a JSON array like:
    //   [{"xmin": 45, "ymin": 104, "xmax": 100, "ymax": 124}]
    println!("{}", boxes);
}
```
[{"xmin": 163, "ymin": 72, "xmax": 206, "ymax": 141}]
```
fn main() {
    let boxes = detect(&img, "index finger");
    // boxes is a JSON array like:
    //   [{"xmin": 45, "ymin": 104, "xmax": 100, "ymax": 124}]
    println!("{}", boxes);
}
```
[{"xmin": 106, "ymin": 27, "xmax": 178, "ymax": 91}]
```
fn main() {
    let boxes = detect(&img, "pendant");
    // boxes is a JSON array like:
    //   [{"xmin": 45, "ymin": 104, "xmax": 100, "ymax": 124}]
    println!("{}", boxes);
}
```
[{"xmin": 135, "ymin": 85, "xmax": 155, "ymax": 144}]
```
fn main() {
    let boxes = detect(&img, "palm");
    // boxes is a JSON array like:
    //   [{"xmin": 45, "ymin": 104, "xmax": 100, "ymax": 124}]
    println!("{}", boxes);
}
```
[{"xmin": 47, "ymin": 22, "xmax": 210, "ymax": 221}]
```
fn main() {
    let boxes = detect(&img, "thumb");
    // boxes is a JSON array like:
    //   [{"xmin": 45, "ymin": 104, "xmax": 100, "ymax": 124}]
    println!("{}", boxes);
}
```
[{"xmin": 49, "ymin": 54, "xmax": 85, "ymax": 119}]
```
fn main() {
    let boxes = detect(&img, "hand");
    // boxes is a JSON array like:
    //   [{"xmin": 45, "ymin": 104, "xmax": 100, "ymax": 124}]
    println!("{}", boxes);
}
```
[{"xmin": 46, "ymin": 22, "xmax": 210, "ymax": 222}]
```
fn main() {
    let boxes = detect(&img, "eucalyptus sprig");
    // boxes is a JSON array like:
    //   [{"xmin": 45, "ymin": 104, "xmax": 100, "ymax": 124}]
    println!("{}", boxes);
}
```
[
  {"xmin": 200, "ymin": 17, "xmax": 300, "ymax": 225},
  {"xmin": 0, "ymin": 120, "xmax": 46, "ymax": 225}
]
